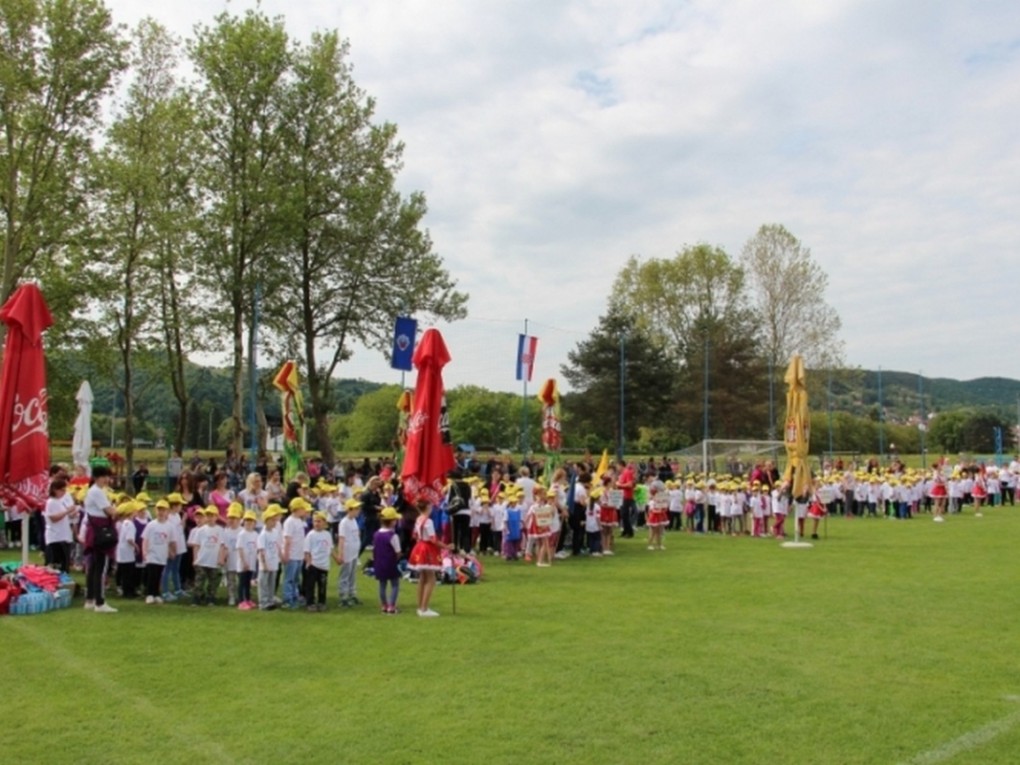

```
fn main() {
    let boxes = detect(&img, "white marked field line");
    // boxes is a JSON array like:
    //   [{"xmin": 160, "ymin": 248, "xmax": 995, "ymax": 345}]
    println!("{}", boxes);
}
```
[
  {"xmin": 899, "ymin": 697, "xmax": 1020, "ymax": 765},
  {"xmin": 8, "ymin": 618, "xmax": 237, "ymax": 764}
]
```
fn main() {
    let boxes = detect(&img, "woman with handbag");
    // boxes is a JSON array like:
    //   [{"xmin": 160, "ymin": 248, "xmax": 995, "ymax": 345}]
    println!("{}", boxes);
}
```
[{"xmin": 83, "ymin": 466, "xmax": 118, "ymax": 612}]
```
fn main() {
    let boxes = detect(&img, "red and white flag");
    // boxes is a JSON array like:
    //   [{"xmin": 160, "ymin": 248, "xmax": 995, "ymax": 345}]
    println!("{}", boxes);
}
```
[{"xmin": 515, "ymin": 334, "xmax": 538, "ymax": 382}]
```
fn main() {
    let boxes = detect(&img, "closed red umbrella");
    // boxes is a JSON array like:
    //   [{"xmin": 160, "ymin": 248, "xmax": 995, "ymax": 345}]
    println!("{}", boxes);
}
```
[
  {"xmin": 401, "ymin": 328, "xmax": 455, "ymax": 504},
  {"xmin": 0, "ymin": 283, "xmax": 53, "ymax": 513}
]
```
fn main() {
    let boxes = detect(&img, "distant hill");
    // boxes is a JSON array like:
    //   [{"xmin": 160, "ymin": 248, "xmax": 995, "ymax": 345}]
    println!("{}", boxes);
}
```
[{"xmin": 829, "ymin": 370, "xmax": 1020, "ymax": 424}]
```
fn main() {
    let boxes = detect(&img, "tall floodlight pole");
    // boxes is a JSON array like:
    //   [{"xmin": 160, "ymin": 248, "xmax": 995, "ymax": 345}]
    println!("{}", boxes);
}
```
[
  {"xmin": 768, "ymin": 355, "xmax": 776, "ymax": 442},
  {"xmin": 249, "ymin": 282, "xmax": 261, "ymax": 466},
  {"xmin": 617, "ymin": 331, "xmax": 626, "ymax": 463},
  {"xmin": 918, "ymin": 372, "xmax": 926, "ymax": 469},
  {"xmin": 827, "ymin": 368, "xmax": 834, "ymax": 461},
  {"xmin": 877, "ymin": 366, "xmax": 885, "ymax": 459},
  {"xmin": 702, "ymin": 331, "xmax": 710, "ymax": 473}
]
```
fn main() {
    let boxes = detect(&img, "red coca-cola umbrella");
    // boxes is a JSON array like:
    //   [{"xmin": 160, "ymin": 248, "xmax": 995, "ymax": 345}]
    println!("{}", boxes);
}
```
[
  {"xmin": 0, "ymin": 283, "xmax": 54, "ymax": 515},
  {"xmin": 401, "ymin": 328, "xmax": 455, "ymax": 505}
]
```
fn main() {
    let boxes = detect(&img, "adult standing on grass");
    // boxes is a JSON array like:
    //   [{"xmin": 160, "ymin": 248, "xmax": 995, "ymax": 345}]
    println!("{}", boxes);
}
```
[
  {"xmin": 616, "ymin": 460, "xmax": 637, "ymax": 538},
  {"xmin": 83, "ymin": 466, "xmax": 118, "ymax": 612}
]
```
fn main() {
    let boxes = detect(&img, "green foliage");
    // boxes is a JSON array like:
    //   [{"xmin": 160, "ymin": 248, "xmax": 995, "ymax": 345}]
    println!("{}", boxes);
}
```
[
  {"xmin": 334, "ymin": 383, "xmax": 402, "ymax": 452},
  {"xmin": 561, "ymin": 309, "xmax": 675, "ymax": 450},
  {"xmin": 740, "ymin": 223, "xmax": 844, "ymax": 370},
  {"xmin": 446, "ymin": 385, "xmax": 531, "ymax": 450},
  {"xmin": 266, "ymin": 29, "xmax": 467, "ymax": 463}
]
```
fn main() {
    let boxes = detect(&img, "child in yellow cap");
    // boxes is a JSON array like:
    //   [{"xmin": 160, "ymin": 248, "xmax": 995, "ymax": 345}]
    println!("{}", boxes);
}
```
[
  {"xmin": 303, "ymin": 512, "xmax": 332, "ymax": 612},
  {"xmin": 190, "ymin": 507, "xmax": 224, "ymax": 606},
  {"xmin": 236, "ymin": 510, "xmax": 259, "ymax": 610},
  {"xmin": 220, "ymin": 503, "xmax": 244, "ymax": 607},
  {"xmin": 256, "ymin": 505, "xmax": 283, "ymax": 610},
  {"xmin": 334, "ymin": 498, "xmax": 363, "ymax": 607},
  {"xmin": 282, "ymin": 497, "xmax": 310, "ymax": 609}
]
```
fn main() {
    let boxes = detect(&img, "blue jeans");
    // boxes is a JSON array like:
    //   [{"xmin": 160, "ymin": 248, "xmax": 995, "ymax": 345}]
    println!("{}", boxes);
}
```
[
  {"xmin": 283, "ymin": 560, "xmax": 304, "ymax": 606},
  {"xmin": 161, "ymin": 554, "xmax": 182, "ymax": 595}
]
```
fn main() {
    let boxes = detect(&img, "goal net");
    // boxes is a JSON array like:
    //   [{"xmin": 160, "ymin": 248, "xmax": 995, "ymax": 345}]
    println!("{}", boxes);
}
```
[{"xmin": 669, "ymin": 439, "xmax": 785, "ymax": 476}]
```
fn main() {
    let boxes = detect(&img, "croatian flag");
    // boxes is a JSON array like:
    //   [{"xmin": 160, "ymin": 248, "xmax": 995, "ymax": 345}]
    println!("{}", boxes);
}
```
[{"xmin": 516, "ymin": 334, "xmax": 538, "ymax": 381}]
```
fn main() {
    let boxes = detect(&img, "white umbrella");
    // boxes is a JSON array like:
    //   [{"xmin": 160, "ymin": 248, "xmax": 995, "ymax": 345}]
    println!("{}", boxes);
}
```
[{"xmin": 71, "ymin": 380, "xmax": 93, "ymax": 474}]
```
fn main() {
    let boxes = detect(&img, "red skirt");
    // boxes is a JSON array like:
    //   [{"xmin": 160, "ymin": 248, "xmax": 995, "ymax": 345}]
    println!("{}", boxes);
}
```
[
  {"xmin": 527, "ymin": 519, "xmax": 551, "ymax": 539},
  {"xmin": 599, "ymin": 507, "xmax": 619, "ymax": 526},
  {"xmin": 647, "ymin": 510, "xmax": 668, "ymax": 526},
  {"xmin": 930, "ymin": 484, "xmax": 947, "ymax": 498},
  {"xmin": 408, "ymin": 540, "xmax": 442, "ymax": 571}
]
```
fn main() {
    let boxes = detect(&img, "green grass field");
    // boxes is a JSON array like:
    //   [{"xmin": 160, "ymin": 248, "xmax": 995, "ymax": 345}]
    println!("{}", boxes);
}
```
[{"xmin": 3, "ymin": 508, "xmax": 1020, "ymax": 765}]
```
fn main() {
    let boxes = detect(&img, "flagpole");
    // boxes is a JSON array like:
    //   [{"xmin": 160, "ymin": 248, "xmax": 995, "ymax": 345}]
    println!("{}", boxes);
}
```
[{"xmin": 521, "ymin": 318, "xmax": 529, "ymax": 461}]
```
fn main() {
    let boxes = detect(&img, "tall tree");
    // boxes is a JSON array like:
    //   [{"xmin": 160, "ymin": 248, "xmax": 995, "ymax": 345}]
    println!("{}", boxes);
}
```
[
  {"xmin": 269, "ymin": 30, "xmax": 467, "ymax": 464},
  {"xmin": 88, "ymin": 19, "xmax": 183, "ymax": 479},
  {"xmin": 190, "ymin": 8, "xmax": 289, "ymax": 457},
  {"xmin": 0, "ymin": 0, "xmax": 126, "ymax": 322},
  {"xmin": 740, "ymin": 223, "xmax": 845, "ymax": 371},
  {"xmin": 561, "ymin": 309, "xmax": 675, "ymax": 453},
  {"xmin": 609, "ymin": 245, "xmax": 770, "ymax": 442},
  {"xmin": 609, "ymin": 244, "xmax": 749, "ymax": 361}
]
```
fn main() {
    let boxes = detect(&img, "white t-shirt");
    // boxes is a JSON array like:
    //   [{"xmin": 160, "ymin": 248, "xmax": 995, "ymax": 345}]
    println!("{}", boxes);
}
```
[
  {"xmin": 190, "ymin": 525, "xmax": 223, "ymax": 568},
  {"xmin": 84, "ymin": 483, "xmax": 111, "ymax": 518},
  {"xmin": 116, "ymin": 519, "xmax": 137, "ymax": 564},
  {"xmin": 303, "ymin": 528, "xmax": 333, "ymax": 571},
  {"xmin": 282, "ymin": 515, "xmax": 307, "ymax": 563},
  {"xmin": 167, "ymin": 512, "xmax": 186, "ymax": 558},
  {"xmin": 257, "ymin": 526, "xmax": 282, "ymax": 571},
  {"xmin": 337, "ymin": 516, "xmax": 360, "ymax": 562},
  {"xmin": 490, "ymin": 502, "xmax": 506, "ymax": 532},
  {"xmin": 236, "ymin": 528, "xmax": 259, "ymax": 572},
  {"xmin": 515, "ymin": 476, "xmax": 536, "ymax": 506},
  {"xmin": 44, "ymin": 496, "xmax": 74, "ymax": 544},
  {"xmin": 220, "ymin": 526, "xmax": 240, "ymax": 572},
  {"xmin": 142, "ymin": 520, "xmax": 174, "ymax": 565}
]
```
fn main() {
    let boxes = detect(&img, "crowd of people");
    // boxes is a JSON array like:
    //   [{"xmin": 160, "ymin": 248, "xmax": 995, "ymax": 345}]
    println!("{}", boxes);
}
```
[{"xmin": 13, "ymin": 450, "xmax": 1016, "ymax": 618}]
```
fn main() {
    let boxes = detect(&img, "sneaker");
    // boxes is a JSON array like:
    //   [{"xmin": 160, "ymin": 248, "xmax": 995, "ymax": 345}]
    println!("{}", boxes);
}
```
[
  {"xmin": 554, "ymin": 551, "xmax": 569, "ymax": 559},
  {"xmin": 811, "ymin": 533, "xmax": 819, "ymax": 540},
  {"xmin": 350, "ymin": 597, "xmax": 362, "ymax": 606},
  {"xmin": 175, "ymin": 590, "xmax": 187, "ymax": 598},
  {"xmin": 603, "ymin": 550, "xmax": 614, "ymax": 556},
  {"xmin": 153, "ymin": 596, "xmax": 163, "ymax": 605},
  {"xmin": 592, "ymin": 552, "xmax": 603, "ymax": 557},
  {"xmin": 933, "ymin": 516, "xmax": 944, "ymax": 523},
  {"xmin": 975, "ymin": 512, "xmax": 983, "ymax": 518},
  {"xmin": 536, "ymin": 562, "xmax": 550, "ymax": 567},
  {"xmin": 94, "ymin": 603, "xmax": 118, "ymax": 613},
  {"xmin": 161, "ymin": 592, "xmax": 176, "ymax": 602},
  {"xmin": 419, "ymin": 608, "xmax": 439, "ymax": 617},
  {"xmin": 83, "ymin": 600, "xmax": 95, "ymax": 610},
  {"xmin": 237, "ymin": 602, "xmax": 248, "ymax": 610},
  {"xmin": 658, "ymin": 545, "xmax": 666, "ymax": 550},
  {"xmin": 647, "ymin": 545, "xmax": 656, "ymax": 550}
]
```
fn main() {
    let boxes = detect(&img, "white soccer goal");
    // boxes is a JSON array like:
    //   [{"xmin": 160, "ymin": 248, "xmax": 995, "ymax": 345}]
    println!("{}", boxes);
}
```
[{"xmin": 669, "ymin": 439, "xmax": 785, "ymax": 476}]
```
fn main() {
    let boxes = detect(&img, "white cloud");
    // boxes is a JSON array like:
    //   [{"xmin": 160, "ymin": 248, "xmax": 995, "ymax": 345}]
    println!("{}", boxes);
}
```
[{"xmin": 106, "ymin": 0, "xmax": 1020, "ymax": 392}]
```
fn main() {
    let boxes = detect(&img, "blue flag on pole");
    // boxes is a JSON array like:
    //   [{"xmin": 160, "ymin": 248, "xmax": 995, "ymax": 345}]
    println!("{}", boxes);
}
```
[{"xmin": 391, "ymin": 316, "xmax": 417, "ymax": 371}]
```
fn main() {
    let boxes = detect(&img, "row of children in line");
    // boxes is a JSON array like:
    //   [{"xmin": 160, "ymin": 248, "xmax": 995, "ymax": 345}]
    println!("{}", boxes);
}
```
[{"xmin": 90, "ymin": 489, "xmax": 409, "ymax": 614}]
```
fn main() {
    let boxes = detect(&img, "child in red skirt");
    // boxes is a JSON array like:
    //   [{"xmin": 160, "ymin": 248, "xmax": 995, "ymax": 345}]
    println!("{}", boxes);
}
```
[{"xmin": 408, "ymin": 499, "xmax": 450, "ymax": 617}]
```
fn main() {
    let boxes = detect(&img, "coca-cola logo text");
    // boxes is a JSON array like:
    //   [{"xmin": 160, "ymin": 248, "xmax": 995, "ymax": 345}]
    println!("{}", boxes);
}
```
[{"xmin": 11, "ymin": 388, "xmax": 48, "ymax": 445}]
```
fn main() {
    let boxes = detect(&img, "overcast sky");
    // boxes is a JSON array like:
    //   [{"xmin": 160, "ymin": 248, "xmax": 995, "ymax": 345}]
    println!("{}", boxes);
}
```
[{"xmin": 107, "ymin": 0, "xmax": 1020, "ymax": 394}]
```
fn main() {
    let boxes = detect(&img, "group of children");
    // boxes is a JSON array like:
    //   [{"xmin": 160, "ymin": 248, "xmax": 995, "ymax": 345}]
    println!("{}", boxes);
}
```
[{"xmin": 75, "ymin": 486, "xmax": 410, "ymax": 614}]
